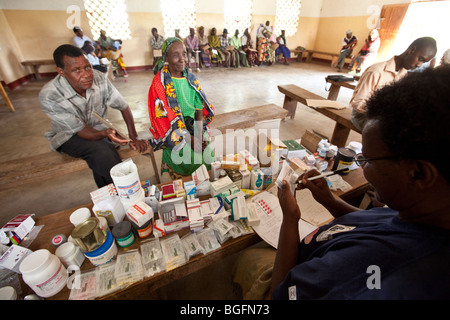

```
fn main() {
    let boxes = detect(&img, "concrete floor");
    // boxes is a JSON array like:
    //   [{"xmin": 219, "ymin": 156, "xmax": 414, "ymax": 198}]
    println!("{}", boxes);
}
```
[{"xmin": 0, "ymin": 60, "xmax": 361, "ymax": 299}]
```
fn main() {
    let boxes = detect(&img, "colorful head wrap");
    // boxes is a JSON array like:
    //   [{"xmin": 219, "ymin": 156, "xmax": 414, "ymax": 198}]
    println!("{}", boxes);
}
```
[{"xmin": 152, "ymin": 37, "xmax": 184, "ymax": 74}]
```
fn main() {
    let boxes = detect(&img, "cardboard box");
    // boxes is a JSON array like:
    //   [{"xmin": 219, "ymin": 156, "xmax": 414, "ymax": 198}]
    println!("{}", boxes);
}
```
[
  {"xmin": 127, "ymin": 201, "xmax": 154, "ymax": 227},
  {"xmin": 1, "ymin": 214, "xmax": 35, "ymax": 245},
  {"xmin": 192, "ymin": 165, "xmax": 210, "ymax": 196},
  {"xmin": 158, "ymin": 197, "xmax": 189, "ymax": 233},
  {"xmin": 0, "ymin": 244, "xmax": 32, "ymax": 273}
]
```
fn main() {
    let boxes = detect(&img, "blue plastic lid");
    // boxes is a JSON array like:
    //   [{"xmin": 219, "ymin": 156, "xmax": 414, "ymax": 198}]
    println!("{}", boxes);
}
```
[{"xmin": 84, "ymin": 232, "xmax": 114, "ymax": 257}]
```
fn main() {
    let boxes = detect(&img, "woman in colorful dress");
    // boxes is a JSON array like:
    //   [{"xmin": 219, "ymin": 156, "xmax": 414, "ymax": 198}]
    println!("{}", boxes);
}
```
[
  {"xmin": 149, "ymin": 38, "xmax": 215, "ymax": 179},
  {"xmin": 256, "ymin": 23, "xmax": 270, "ymax": 64},
  {"xmin": 241, "ymin": 28, "xmax": 258, "ymax": 66},
  {"xmin": 208, "ymin": 27, "xmax": 224, "ymax": 65},
  {"xmin": 197, "ymin": 26, "xmax": 211, "ymax": 68}
]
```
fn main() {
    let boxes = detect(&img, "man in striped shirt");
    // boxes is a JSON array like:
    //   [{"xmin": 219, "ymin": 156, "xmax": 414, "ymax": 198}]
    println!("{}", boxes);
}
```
[{"xmin": 39, "ymin": 44, "xmax": 148, "ymax": 188}]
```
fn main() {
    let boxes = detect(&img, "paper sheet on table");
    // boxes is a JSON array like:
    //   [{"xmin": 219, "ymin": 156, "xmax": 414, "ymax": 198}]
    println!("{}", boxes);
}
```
[
  {"xmin": 249, "ymin": 186, "xmax": 333, "ymax": 249},
  {"xmin": 306, "ymin": 99, "xmax": 345, "ymax": 109}
]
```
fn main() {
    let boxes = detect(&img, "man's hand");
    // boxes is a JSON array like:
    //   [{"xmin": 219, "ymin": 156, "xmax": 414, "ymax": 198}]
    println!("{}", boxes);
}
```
[
  {"xmin": 278, "ymin": 180, "xmax": 301, "ymax": 223},
  {"xmin": 129, "ymin": 138, "xmax": 149, "ymax": 153},
  {"xmin": 296, "ymin": 169, "xmax": 335, "ymax": 207},
  {"xmin": 106, "ymin": 128, "xmax": 129, "ymax": 146}
]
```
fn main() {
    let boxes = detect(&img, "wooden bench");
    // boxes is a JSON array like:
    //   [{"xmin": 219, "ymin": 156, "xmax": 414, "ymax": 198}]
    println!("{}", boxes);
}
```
[
  {"xmin": 278, "ymin": 84, "xmax": 361, "ymax": 147},
  {"xmin": 325, "ymin": 77, "xmax": 357, "ymax": 101},
  {"xmin": 0, "ymin": 146, "xmax": 160, "ymax": 192},
  {"xmin": 210, "ymin": 104, "xmax": 289, "ymax": 135},
  {"xmin": 21, "ymin": 59, "xmax": 55, "ymax": 80}
]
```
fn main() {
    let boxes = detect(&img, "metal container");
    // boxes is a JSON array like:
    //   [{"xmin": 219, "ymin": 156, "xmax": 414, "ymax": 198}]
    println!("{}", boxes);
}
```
[{"xmin": 71, "ymin": 217, "xmax": 106, "ymax": 252}]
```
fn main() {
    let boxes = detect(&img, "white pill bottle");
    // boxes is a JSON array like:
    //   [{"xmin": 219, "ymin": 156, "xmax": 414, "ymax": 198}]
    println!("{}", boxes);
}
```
[{"xmin": 20, "ymin": 249, "xmax": 68, "ymax": 298}]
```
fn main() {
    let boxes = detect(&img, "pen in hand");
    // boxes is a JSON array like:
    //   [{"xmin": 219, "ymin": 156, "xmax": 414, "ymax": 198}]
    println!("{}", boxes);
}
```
[{"xmin": 297, "ymin": 168, "xmax": 349, "ymax": 184}]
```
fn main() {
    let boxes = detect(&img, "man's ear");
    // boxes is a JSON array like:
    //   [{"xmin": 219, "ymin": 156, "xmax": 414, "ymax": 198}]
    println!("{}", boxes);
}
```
[
  {"xmin": 409, "ymin": 160, "xmax": 439, "ymax": 190},
  {"xmin": 56, "ymin": 67, "xmax": 65, "ymax": 77}
]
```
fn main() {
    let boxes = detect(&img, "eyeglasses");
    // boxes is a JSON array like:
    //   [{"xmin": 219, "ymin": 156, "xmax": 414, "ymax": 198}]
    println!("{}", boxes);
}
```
[{"xmin": 353, "ymin": 153, "xmax": 397, "ymax": 166}]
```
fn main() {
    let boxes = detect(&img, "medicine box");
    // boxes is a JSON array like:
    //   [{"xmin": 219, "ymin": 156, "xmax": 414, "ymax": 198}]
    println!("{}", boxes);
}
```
[
  {"xmin": 1, "ymin": 214, "xmax": 36, "ymax": 245},
  {"xmin": 186, "ymin": 199, "xmax": 204, "ymax": 232},
  {"xmin": 230, "ymin": 196, "xmax": 248, "ymax": 221},
  {"xmin": 0, "ymin": 244, "xmax": 32, "ymax": 273},
  {"xmin": 158, "ymin": 197, "xmax": 189, "ymax": 233},
  {"xmin": 90, "ymin": 183, "xmax": 117, "ymax": 204},
  {"xmin": 127, "ymin": 201, "xmax": 154, "ymax": 227},
  {"xmin": 192, "ymin": 164, "xmax": 210, "ymax": 197},
  {"xmin": 210, "ymin": 176, "xmax": 235, "ymax": 197}
]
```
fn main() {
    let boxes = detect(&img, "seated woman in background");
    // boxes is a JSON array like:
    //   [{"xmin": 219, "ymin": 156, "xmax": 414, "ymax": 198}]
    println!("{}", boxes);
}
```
[
  {"xmin": 207, "ymin": 27, "xmax": 224, "ymax": 65},
  {"xmin": 348, "ymin": 29, "xmax": 380, "ymax": 75},
  {"xmin": 256, "ymin": 22, "xmax": 270, "ymax": 64},
  {"xmin": 197, "ymin": 26, "xmax": 211, "ymax": 68},
  {"xmin": 241, "ymin": 28, "xmax": 258, "ymax": 66},
  {"xmin": 148, "ymin": 38, "xmax": 215, "ymax": 179},
  {"xmin": 275, "ymin": 30, "xmax": 291, "ymax": 65}
]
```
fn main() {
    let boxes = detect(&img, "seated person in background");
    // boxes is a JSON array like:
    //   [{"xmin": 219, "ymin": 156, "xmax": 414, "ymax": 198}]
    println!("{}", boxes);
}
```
[
  {"xmin": 148, "ymin": 38, "xmax": 215, "ymax": 179},
  {"xmin": 81, "ymin": 41, "xmax": 108, "ymax": 73},
  {"xmin": 105, "ymin": 41, "xmax": 128, "ymax": 78},
  {"xmin": 151, "ymin": 27, "xmax": 165, "ymax": 68},
  {"xmin": 275, "ymin": 30, "xmax": 291, "ymax": 65},
  {"xmin": 185, "ymin": 27, "xmax": 200, "ymax": 70},
  {"xmin": 241, "ymin": 28, "xmax": 258, "ymax": 66},
  {"xmin": 197, "ymin": 26, "xmax": 211, "ymax": 68},
  {"xmin": 97, "ymin": 29, "xmax": 115, "ymax": 51},
  {"xmin": 348, "ymin": 29, "xmax": 380, "ymax": 74},
  {"xmin": 350, "ymin": 37, "xmax": 437, "ymax": 131},
  {"xmin": 39, "ymin": 44, "xmax": 148, "ymax": 188},
  {"xmin": 208, "ymin": 27, "xmax": 224, "ymax": 65},
  {"xmin": 267, "ymin": 26, "xmax": 278, "ymax": 65},
  {"xmin": 271, "ymin": 65, "xmax": 450, "ymax": 300},
  {"xmin": 256, "ymin": 22, "xmax": 270, "ymax": 64},
  {"xmin": 230, "ymin": 29, "xmax": 249, "ymax": 68},
  {"xmin": 336, "ymin": 29, "xmax": 358, "ymax": 72},
  {"xmin": 73, "ymin": 26, "xmax": 93, "ymax": 48},
  {"xmin": 219, "ymin": 28, "xmax": 236, "ymax": 68}
]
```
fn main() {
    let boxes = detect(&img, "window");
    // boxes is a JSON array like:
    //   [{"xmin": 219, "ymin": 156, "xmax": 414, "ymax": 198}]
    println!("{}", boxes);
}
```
[
  {"xmin": 161, "ymin": 0, "xmax": 197, "ymax": 38},
  {"xmin": 274, "ymin": 0, "xmax": 301, "ymax": 37},
  {"xmin": 83, "ymin": 0, "xmax": 132, "ymax": 40},
  {"xmin": 224, "ymin": 0, "xmax": 253, "ymax": 36}
]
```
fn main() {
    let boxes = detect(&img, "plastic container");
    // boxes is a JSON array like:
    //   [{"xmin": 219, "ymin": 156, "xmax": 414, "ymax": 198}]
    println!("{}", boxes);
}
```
[
  {"xmin": 51, "ymin": 234, "xmax": 67, "ymax": 248},
  {"xmin": 112, "ymin": 221, "xmax": 135, "ymax": 247},
  {"xmin": 332, "ymin": 147, "xmax": 356, "ymax": 172},
  {"xmin": 110, "ymin": 159, "xmax": 143, "ymax": 200},
  {"xmin": 69, "ymin": 207, "xmax": 92, "ymax": 226},
  {"xmin": 55, "ymin": 242, "xmax": 85, "ymax": 268},
  {"xmin": 19, "ymin": 249, "xmax": 68, "ymax": 298},
  {"xmin": 83, "ymin": 232, "xmax": 117, "ymax": 266},
  {"xmin": 0, "ymin": 286, "xmax": 17, "ymax": 300},
  {"xmin": 71, "ymin": 217, "xmax": 107, "ymax": 253},
  {"xmin": 130, "ymin": 218, "xmax": 153, "ymax": 239}
]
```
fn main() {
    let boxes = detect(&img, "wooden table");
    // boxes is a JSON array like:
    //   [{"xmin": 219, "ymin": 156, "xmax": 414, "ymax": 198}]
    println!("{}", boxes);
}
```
[
  {"xmin": 325, "ymin": 78, "xmax": 357, "ymax": 101},
  {"xmin": 21, "ymin": 59, "xmax": 54, "ymax": 80},
  {"xmin": 19, "ymin": 168, "xmax": 368, "ymax": 300}
]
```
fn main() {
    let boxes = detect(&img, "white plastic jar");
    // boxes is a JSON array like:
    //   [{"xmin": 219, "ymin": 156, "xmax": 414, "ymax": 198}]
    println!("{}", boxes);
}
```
[
  {"xmin": 19, "ymin": 249, "xmax": 68, "ymax": 298},
  {"xmin": 55, "ymin": 242, "xmax": 85, "ymax": 268},
  {"xmin": 69, "ymin": 207, "xmax": 91, "ymax": 227}
]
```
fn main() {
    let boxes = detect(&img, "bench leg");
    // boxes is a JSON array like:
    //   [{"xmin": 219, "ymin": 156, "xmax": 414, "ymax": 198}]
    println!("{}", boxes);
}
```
[
  {"xmin": 330, "ymin": 123, "xmax": 350, "ymax": 147},
  {"xmin": 296, "ymin": 52, "xmax": 303, "ymax": 63},
  {"xmin": 327, "ymin": 84, "xmax": 340, "ymax": 101},
  {"xmin": 306, "ymin": 52, "xmax": 313, "ymax": 63},
  {"xmin": 143, "ymin": 148, "xmax": 161, "ymax": 184},
  {"xmin": 283, "ymin": 96, "xmax": 297, "ymax": 119},
  {"xmin": 32, "ymin": 65, "xmax": 42, "ymax": 80}
]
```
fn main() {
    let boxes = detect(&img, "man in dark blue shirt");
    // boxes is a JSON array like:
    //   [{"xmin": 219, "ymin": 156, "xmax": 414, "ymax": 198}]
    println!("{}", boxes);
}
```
[{"xmin": 271, "ymin": 65, "xmax": 450, "ymax": 299}]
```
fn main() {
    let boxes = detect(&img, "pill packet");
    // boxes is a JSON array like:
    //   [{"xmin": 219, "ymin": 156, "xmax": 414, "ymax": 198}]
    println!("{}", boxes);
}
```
[
  {"xmin": 96, "ymin": 261, "xmax": 120, "ymax": 297},
  {"xmin": 114, "ymin": 250, "xmax": 144, "ymax": 287},
  {"xmin": 69, "ymin": 269, "xmax": 98, "ymax": 300},
  {"xmin": 181, "ymin": 232, "xmax": 204, "ymax": 259},
  {"xmin": 196, "ymin": 227, "xmax": 221, "ymax": 254},
  {"xmin": 140, "ymin": 237, "xmax": 166, "ymax": 277},
  {"xmin": 160, "ymin": 233, "xmax": 187, "ymax": 271}
]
